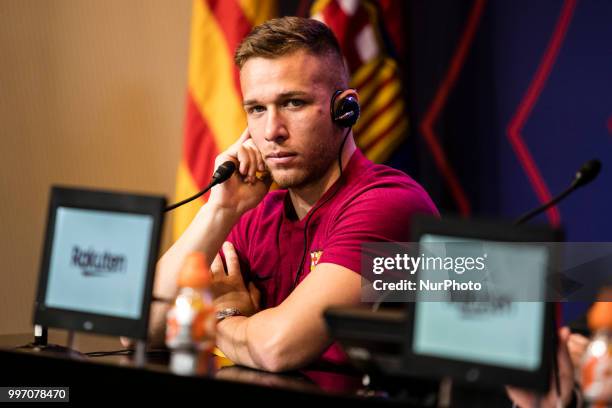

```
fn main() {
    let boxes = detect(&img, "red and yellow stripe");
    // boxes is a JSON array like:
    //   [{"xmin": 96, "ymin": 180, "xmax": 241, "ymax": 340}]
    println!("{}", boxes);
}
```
[
  {"xmin": 311, "ymin": 0, "xmax": 408, "ymax": 164},
  {"xmin": 174, "ymin": 0, "xmax": 277, "ymax": 240}
]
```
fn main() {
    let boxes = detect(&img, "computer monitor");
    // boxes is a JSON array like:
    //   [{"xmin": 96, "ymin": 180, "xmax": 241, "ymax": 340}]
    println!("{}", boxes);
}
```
[
  {"xmin": 403, "ymin": 215, "xmax": 560, "ymax": 391},
  {"xmin": 33, "ymin": 186, "xmax": 165, "ymax": 340}
]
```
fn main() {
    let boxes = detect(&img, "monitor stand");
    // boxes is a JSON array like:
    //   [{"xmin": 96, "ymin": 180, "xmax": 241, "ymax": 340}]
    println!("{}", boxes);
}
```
[
  {"xmin": 24, "ymin": 343, "xmax": 88, "ymax": 360},
  {"xmin": 18, "ymin": 326, "xmax": 87, "ymax": 360},
  {"xmin": 22, "ymin": 326, "xmax": 147, "ymax": 366}
]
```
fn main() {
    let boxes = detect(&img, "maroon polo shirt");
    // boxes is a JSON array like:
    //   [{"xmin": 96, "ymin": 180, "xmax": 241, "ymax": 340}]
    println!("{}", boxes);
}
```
[{"xmin": 226, "ymin": 148, "xmax": 439, "ymax": 365}]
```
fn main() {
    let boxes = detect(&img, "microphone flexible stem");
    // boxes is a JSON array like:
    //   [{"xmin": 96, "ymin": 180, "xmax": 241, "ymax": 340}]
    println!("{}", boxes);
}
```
[
  {"xmin": 164, "ymin": 181, "xmax": 214, "ymax": 212},
  {"xmin": 514, "ymin": 184, "xmax": 575, "ymax": 225}
]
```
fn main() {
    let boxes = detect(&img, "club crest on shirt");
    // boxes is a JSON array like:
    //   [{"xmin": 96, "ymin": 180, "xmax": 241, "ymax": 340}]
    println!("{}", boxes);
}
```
[{"xmin": 310, "ymin": 250, "xmax": 323, "ymax": 272}]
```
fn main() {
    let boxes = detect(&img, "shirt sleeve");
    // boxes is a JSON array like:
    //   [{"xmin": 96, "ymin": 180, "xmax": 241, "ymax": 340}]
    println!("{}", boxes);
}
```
[{"xmin": 318, "ymin": 184, "xmax": 439, "ymax": 275}]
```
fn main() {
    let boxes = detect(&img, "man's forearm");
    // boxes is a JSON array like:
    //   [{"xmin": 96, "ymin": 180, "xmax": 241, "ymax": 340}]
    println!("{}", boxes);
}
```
[
  {"xmin": 215, "ymin": 307, "xmax": 326, "ymax": 372},
  {"xmin": 215, "ymin": 316, "xmax": 258, "ymax": 368},
  {"xmin": 216, "ymin": 313, "xmax": 280, "ymax": 371},
  {"xmin": 147, "ymin": 203, "xmax": 240, "ymax": 345},
  {"xmin": 154, "ymin": 202, "xmax": 240, "ymax": 299}
]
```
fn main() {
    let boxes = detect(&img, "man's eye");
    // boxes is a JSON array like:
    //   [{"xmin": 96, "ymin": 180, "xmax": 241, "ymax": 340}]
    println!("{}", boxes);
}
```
[
  {"xmin": 248, "ymin": 106, "xmax": 265, "ymax": 114},
  {"xmin": 285, "ymin": 99, "xmax": 304, "ymax": 108}
]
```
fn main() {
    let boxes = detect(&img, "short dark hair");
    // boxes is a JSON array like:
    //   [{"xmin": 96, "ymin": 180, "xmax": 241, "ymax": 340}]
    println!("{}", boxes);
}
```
[{"xmin": 235, "ymin": 17, "xmax": 347, "ymax": 84}]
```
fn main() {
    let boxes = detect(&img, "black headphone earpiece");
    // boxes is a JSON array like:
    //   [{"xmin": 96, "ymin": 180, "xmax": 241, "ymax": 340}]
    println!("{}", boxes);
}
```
[
  {"xmin": 293, "ymin": 90, "xmax": 359, "ymax": 291},
  {"xmin": 330, "ymin": 89, "xmax": 360, "ymax": 128}
]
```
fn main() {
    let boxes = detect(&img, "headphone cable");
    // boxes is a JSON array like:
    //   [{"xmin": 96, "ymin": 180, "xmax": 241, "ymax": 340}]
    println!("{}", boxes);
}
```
[{"xmin": 292, "ymin": 127, "xmax": 352, "ymax": 290}]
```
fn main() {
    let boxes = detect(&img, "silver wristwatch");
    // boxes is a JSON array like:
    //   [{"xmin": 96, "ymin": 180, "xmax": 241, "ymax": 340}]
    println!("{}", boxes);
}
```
[{"xmin": 215, "ymin": 308, "xmax": 243, "ymax": 322}]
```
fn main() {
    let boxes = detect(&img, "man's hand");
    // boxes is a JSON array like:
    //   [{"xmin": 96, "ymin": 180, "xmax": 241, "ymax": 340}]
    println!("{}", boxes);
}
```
[
  {"xmin": 506, "ymin": 327, "xmax": 576, "ymax": 408},
  {"xmin": 210, "ymin": 241, "xmax": 261, "ymax": 317},
  {"xmin": 567, "ymin": 331, "xmax": 588, "ymax": 368},
  {"xmin": 208, "ymin": 128, "xmax": 271, "ymax": 216}
]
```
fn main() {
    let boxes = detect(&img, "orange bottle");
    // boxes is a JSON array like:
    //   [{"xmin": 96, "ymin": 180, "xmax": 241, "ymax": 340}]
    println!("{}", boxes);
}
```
[{"xmin": 165, "ymin": 252, "xmax": 215, "ymax": 353}]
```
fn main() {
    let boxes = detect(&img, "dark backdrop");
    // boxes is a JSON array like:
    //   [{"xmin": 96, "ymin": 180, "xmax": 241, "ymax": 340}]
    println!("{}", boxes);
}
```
[{"xmin": 283, "ymin": 0, "xmax": 612, "ymax": 321}]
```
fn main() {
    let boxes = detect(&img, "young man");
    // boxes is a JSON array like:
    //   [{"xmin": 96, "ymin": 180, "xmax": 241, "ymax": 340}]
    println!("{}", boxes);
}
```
[
  {"xmin": 143, "ymin": 16, "xmax": 584, "ymax": 407},
  {"xmin": 151, "ymin": 16, "xmax": 438, "ymax": 372}
]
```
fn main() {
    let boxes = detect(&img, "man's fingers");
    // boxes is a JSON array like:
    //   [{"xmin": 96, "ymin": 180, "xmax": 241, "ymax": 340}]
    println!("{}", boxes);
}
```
[
  {"xmin": 256, "ymin": 148, "xmax": 266, "ymax": 173},
  {"xmin": 557, "ymin": 327, "xmax": 573, "ymax": 372},
  {"xmin": 554, "ymin": 327, "xmax": 576, "ymax": 405},
  {"xmin": 211, "ymin": 253, "xmax": 225, "ymax": 277},
  {"xmin": 220, "ymin": 128, "xmax": 251, "ymax": 169},
  {"xmin": 222, "ymin": 242, "xmax": 241, "ymax": 276},
  {"xmin": 222, "ymin": 128, "xmax": 249, "ymax": 162},
  {"xmin": 236, "ymin": 145, "xmax": 250, "ymax": 176},
  {"xmin": 246, "ymin": 146, "xmax": 258, "ymax": 181},
  {"xmin": 237, "ymin": 142, "xmax": 260, "ymax": 183},
  {"xmin": 243, "ymin": 138, "xmax": 266, "ymax": 173},
  {"xmin": 236, "ymin": 144, "xmax": 258, "ymax": 182},
  {"xmin": 568, "ymin": 333, "xmax": 589, "ymax": 347},
  {"xmin": 228, "ymin": 127, "xmax": 251, "ymax": 151},
  {"xmin": 567, "ymin": 332, "xmax": 588, "ymax": 367},
  {"xmin": 228, "ymin": 131, "xmax": 264, "ymax": 183},
  {"xmin": 237, "ymin": 127, "xmax": 251, "ymax": 143}
]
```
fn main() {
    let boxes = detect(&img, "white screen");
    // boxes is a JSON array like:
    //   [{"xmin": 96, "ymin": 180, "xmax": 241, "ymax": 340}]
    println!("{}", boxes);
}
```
[
  {"xmin": 45, "ymin": 207, "xmax": 153, "ymax": 319},
  {"xmin": 412, "ymin": 235, "xmax": 547, "ymax": 371}
]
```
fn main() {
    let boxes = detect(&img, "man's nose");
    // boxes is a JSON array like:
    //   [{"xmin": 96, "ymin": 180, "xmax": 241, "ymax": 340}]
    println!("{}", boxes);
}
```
[{"xmin": 264, "ymin": 108, "xmax": 288, "ymax": 144}]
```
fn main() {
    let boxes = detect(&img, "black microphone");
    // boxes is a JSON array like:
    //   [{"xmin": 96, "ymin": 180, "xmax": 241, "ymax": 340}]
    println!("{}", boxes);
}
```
[
  {"xmin": 164, "ymin": 161, "xmax": 236, "ymax": 212},
  {"xmin": 515, "ymin": 159, "xmax": 602, "ymax": 225},
  {"xmin": 211, "ymin": 161, "xmax": 237, "ymax": 185},
  {"xmin": 571, "ymin": 159, "xmax": 601, "ymax": 189}
]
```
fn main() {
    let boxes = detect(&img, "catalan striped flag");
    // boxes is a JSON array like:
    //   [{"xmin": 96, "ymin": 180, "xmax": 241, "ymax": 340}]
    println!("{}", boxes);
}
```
[
  {"xmin": 311, "ymin": 0, "xmax": 407, "ymax": 163},
  {"xmin": 173, "ymin": 0, "xmax": 277, "ymax": 240}
]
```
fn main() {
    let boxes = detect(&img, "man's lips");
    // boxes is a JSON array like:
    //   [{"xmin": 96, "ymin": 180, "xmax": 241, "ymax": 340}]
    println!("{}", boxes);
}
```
[{"xmin": 265, "ymin": 151, "xmax": 297, "ymax": 165}]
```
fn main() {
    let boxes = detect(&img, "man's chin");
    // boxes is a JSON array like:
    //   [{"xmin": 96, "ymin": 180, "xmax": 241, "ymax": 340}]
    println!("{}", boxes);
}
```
[{"xmin": 271, "ymin": 169, "xmax": 307, "ymax": 189}]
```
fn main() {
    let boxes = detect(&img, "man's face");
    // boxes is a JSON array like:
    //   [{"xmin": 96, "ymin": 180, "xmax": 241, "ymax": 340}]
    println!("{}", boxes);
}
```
[{"xmin": 240, "ymin": 50, "xmax": 343, "ymax": 189}]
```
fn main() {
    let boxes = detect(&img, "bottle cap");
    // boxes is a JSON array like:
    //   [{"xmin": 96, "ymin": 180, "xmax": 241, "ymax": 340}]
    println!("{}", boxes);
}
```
[
  {"xmin": 178, "ymin": 252, "xmax": 211, "ymax": 288},
  {"xmin": 587, "ymin": 287, "xmax": 612, "ymax": 330}
]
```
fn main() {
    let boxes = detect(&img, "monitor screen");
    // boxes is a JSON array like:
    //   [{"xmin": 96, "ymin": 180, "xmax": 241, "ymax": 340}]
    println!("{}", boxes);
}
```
[
  {"xmin": 44, "ymin": 206, "xmax": 154, "ymax": 320},
  {"xmin": 412, "ymin": 234, "xmax": 548, "ymax": 371}
]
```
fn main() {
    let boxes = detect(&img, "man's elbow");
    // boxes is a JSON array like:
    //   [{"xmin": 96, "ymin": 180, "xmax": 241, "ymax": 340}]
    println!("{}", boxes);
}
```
[
  {"xmin": 257, "ymin": 352, "xmax": 291, "ymax": 373},
  {"xmin": 250, "ymin": 329, "xmax": 290, "ymax": 372},
  {"xmin": 256, "ymin": 342, "xmax": 299, "ymax": 373},
  {"xmin": 251, "ymin": 323, "xmax": 325, "ymax": 373}
]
